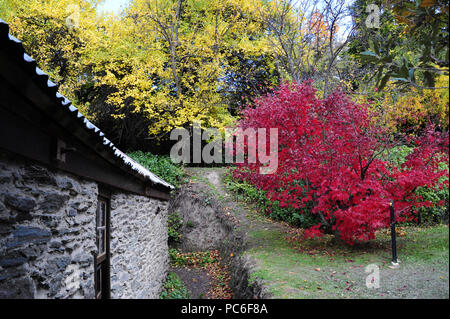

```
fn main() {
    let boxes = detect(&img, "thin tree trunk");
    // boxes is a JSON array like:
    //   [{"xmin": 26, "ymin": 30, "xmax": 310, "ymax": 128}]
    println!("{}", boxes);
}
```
[{"xmin": 170, "ymin": 0, "xmax": 183, "ymax": 97}]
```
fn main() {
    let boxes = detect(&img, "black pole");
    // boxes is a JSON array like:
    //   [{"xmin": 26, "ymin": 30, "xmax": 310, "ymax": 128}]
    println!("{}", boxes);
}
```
[{"xmin": 390, "ymin": 200, "xmax": 398, "ymax": 264}]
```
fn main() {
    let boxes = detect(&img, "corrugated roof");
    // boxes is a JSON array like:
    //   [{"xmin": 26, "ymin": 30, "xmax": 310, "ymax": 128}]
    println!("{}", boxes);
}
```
[{"xmin": 0, "ymin": 19, "xmax": 174, "ymax": 190}]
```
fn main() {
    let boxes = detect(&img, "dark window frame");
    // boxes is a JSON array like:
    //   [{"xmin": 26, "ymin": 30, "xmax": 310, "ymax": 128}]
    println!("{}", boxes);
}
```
[{"xmin": 94, "ymin": 186, "xmax": 111, "ymax": 299}]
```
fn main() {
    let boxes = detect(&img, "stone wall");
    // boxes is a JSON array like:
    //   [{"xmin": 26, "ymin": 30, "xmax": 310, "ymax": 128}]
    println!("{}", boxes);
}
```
[
  {"xmin": 0, "ymin": 151, "xmax": 170, "ymax": 299},
  {"xmin": 110, "ymin": 193, "xmax": 169, "ymax": 299},
  {"xmin": 0, "ymin": 152, "xmax": 98, "ymax": 298}
]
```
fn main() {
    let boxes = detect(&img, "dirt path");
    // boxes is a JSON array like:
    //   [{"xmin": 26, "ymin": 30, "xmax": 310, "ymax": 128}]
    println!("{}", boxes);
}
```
[
  {"xmin": 186, "ymin": 167, "xmax": 288, "ymax": 247},
  {"xmin": 170, "ymin": 266, "xmax": 211, "ymax": 299}
]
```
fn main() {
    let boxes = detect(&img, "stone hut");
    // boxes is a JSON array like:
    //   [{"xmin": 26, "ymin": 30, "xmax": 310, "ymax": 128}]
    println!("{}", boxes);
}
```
[{"xmin": 0, "ymin": 19, "xmax": 174, "ymax": 299}]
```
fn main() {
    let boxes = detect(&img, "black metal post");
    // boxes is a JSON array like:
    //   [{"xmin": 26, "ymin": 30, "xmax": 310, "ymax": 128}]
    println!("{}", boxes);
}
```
[{"xmin": 390, "ymin": 200, "xmax": 398, "ymax": 264}]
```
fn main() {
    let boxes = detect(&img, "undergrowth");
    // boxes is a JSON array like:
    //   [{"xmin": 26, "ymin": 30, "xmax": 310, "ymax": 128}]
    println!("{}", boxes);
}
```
[
  {"xmin": 160, "ymin": 272, "xmax": 190, "ymax": 299},
  {"xmin": 127, "ymin": 151, "xmax": 185, "ymax": 187}
]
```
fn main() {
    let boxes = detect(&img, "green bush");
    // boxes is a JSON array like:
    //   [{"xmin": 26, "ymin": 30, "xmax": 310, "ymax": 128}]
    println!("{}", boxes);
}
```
[
  {"xmin": 381, "ymin": 145, "xmax": 414, "ymax": 167},
  {"xmin": 127, "ymin": 151, "xmax": 184, "ymax": 187},
  {"xmin": 168, "ymin": 212, "xmax": 183, "ymax": 243},
  {"xmin": 414, "ymin": 158, "xmax": 449, "ymax": 225},
  {"xmin": 160, "ymin": 272, "xmax": 190, "ymax": 299},
  {"xmin": 169, "ymin": 248, "xmax": 185, "ymax": 265},
  {"xmin": 384, "ymin": 146, "xmax": 449, "ymax": 225},
  {"xmin": 224, "ymin": 173, "xmax": 320, "ymax": 228}
]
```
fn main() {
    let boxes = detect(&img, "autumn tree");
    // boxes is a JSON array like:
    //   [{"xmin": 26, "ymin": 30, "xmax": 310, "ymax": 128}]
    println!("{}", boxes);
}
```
[
  {"xmin": 92, "ymin": 0, "xmax": 274, "ymax": 139},
  {"xmin": 232, "ymin": 82, "xmax": 449, "ymax": 244},
  {"xmin": 0, "ymin": 0, "xmax": 154, "ymax": 149},
  {"xmin": 0, "ymin": 0, "xmax": 100, "ymax": 110},
  {"xmin": 2, "ymin": 0, "xmax": 279, "ymax": 149}
]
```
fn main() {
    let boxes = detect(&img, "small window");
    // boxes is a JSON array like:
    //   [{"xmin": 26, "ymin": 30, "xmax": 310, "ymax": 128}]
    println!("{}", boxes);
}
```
[
  {"xmin": 97, "ymin": 200, "xmax": 107, "ymax": 255},
  {"xmin": 94, "ymin": 190, "xmax": 110, "ymax": 299}
]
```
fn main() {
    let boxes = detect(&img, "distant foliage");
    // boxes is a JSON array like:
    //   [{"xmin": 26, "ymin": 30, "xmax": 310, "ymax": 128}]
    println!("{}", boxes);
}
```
[
  {"xmin": 232, "ymin": 82, "xmax": 449, "ymax": 244},
  {"xmin": 351, "ymin": 76, "xmax": 449, "ymax": 136},
  {"xmin": 127, "ymin": 151, "xmax": 184, "ymax": 187},
  {"xmin": 381, "ymin": 76, "xmax": 449, "ymax": 133}
]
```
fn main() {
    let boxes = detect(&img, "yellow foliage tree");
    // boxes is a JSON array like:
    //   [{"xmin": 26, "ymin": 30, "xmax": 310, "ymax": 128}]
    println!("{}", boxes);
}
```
[
  {"xmin": 353, "ymin": 73, "xmax": 449, "ymax": 134},
  {"xmin": 1, "ymin": 0, "xmax": 276, "ymax": 141},
  {"xmin": 0, "ymin": 0, "xmax": 101, "ymax": 115},
  {"xmin": 88, "ymin": 0, "xmax": 272, "ymax": 137},
  {"xmin": 381, "ymin": 74, "xmax": 449, "ymax": 133}
]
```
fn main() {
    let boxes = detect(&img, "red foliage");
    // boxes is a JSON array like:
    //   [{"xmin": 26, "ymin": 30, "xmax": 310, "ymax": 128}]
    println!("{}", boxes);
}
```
[{"xmin": 232, "ymin": 82, "xmax": 449, "ymax": 244}]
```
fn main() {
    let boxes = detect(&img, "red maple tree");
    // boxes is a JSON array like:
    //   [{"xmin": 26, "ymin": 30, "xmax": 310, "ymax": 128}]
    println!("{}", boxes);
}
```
[{"xmin": 232, "ymin": 82, "xmax": 448, "ymax": 244}]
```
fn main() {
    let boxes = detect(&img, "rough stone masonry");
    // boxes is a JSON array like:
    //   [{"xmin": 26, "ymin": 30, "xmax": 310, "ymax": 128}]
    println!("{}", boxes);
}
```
[{"xmin": 0, "ymin": 152, "xmax": 169, "ymax": 299}]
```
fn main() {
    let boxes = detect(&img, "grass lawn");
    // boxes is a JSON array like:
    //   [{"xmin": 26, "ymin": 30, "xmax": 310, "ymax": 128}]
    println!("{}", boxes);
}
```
[{"xmin": 245, "ymin": 224, "xmax": 449, "ymax": 298}]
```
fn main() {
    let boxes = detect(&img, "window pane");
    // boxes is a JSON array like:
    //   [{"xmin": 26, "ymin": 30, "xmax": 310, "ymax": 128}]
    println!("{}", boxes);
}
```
[
  {"xmin": 96, "ymin": 266, "xmax": 102, "ymax": 291},
  {"xmin": 96, "ymin": 198, "xmax": 108, "ymax": 254},
  {"xmin": 98, "ymin": 229, "xmax": 104, "ymax": 254},
  {"xmin": 98, "ymin": 201, "xmax": 106, "ymax": 226},
  {"xmin": 100, "ymin": 202, "xmax": 106, "ymax": 226},
  {"xmin": 102, "ymin": 228, "xmax": 106, "ymax": 253}
]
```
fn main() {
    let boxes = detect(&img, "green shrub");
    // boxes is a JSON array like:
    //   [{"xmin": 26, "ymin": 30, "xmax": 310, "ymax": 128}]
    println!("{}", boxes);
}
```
[
  {"xmin": 185, "ymin": 220, "xmax": 195, "ymax": 228},
  {"xmin": 415, "ymin": 184, "xmax": 449, "ymax": 225},
  {"xmin": 160, "ymin": 272, "xmax": 190, "ymax": 299},
  {"xmin": 383, "ymin": 146, "xmax": 449, "ymax": 225},
  {"xmin": 168, "ymin": 212, "xmax": 183, "ymax": 243},
  {"xmin": 224, "ymin": 173, "xmax": 320, "ymax": 228},
  {"xmin": 381, "ymin": 145, "xmax": 414, "ymax": 167},
  {"xmin": 169, "ymin": 248, "xmax": 185, "ymax": 265},
  {"xmin": 127, "ymin": 151, "xmax": 184, "ymax": 187},
  {"xmin": 414, "ymin": 159, "xmax": 449, "ymax": 225}
]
